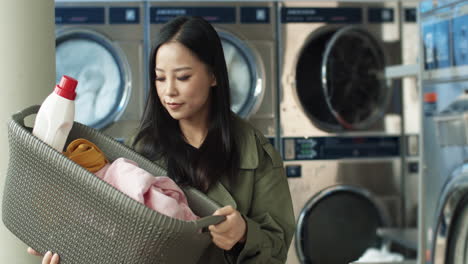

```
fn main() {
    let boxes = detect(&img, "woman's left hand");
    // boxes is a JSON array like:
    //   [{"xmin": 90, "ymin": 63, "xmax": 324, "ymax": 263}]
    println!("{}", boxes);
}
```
[{"xmin": 209, "ymin": 205, "xmax": 247, "ymax": 250}]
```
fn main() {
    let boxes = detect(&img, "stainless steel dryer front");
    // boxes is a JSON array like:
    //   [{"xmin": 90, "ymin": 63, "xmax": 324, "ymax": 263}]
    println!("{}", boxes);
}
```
[
  {"xmin": 279, "ymin": 1, "xmax": 406, "ymax": 264},
  {"xmin": 148, "ymin": 0, "xmax": 278, "ymax": 141},
  {"xmin": 55, "ymin": 0, "xmax": 146, "ymax": 141}
]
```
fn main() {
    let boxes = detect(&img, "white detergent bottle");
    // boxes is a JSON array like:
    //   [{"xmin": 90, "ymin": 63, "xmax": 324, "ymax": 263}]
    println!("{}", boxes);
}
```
[{"xmin": 33, "ymin": 75, "xmax": 78, "ymax": 152}]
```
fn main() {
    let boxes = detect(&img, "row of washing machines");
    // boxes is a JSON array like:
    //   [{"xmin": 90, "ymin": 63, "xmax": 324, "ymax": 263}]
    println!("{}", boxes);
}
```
[{"xmin": 54, "ymin": 1, "xmax": 424, "ymax": 263}]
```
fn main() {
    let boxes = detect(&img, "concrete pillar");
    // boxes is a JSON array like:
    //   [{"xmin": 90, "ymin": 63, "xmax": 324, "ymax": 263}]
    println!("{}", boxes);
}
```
[{"xmin": 0, "ymin": 0, "xmax": 55, "ymax": 262}]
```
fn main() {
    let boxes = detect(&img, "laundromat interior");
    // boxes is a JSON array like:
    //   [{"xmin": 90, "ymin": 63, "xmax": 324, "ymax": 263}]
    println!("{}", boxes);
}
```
[{"xmin": 0, "ymin": 0, "xmax": 467, "ymax": 263}]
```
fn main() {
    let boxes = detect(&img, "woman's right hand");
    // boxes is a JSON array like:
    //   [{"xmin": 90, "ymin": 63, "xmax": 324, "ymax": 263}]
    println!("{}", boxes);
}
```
[{"xmin": 27, "ymin": 247, "xmax": 60, "ymax": 264}]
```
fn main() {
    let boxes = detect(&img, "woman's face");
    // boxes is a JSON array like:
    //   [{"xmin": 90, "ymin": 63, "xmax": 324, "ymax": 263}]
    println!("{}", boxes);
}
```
[{"xmin": 155, "ymin": 41, "xmax": 216, "ymax": 124}]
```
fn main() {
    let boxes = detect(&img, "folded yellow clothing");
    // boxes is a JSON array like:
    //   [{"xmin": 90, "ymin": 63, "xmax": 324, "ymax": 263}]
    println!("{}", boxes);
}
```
[{"xmin": 64, "ymin": 138, "xmax": 109, "ymax": 173}]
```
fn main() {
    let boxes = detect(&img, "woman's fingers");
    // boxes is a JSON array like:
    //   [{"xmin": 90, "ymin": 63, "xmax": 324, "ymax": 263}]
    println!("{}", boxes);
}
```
[
  {"xmin": 50, "ymin": 253, "xmax": 60, "ymax": 264},
  {"xmin": 213, "ymin": 205, "xmax": 235, "ymax": 216},
  {"xmin": 42, "ymin": 251, "xmax": 53, "ymax": 264},
  {"xmin": 209, "ymin": 205, "xmax": 237, "ymax": 233},
  {"xmin": 27, "ymin": 248, "xmax": 60, "ymax": 264},
  {"xmin": 27, "ymin": 247, "xmax": 42, "ymax": 256},
  {"xmin": 209, "ymin": 205, "xmax": 247, "ymax": 250},
  {"xmin": 209, "ymin": 220, "xmax": 230, "ymax": 233},
  {"xmin": 41, "ymin": 251, "xmax": 60, "ymax": 264},
  {"xmin": 211, "ymin": 232, "xmax": 235, "ymax": 250}
]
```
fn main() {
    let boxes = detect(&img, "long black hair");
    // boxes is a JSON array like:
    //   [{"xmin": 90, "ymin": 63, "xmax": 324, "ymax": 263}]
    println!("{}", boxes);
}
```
[{"xmin": 132, "ymin": 16, "xmax": 239, "ymax": 192}]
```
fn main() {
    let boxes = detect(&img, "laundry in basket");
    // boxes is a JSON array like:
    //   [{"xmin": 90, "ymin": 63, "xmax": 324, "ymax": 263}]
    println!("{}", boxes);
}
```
[
  {"xmin": 63, "ymin": 138, "xmax": 199, "ymax": 221},
  {"xmin": 2, "ymin": 105, "xmax": 225, "ymax": 264}
]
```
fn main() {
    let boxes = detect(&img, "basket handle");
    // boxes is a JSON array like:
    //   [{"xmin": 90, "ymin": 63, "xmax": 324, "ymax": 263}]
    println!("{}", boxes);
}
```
[
  {"xmin": 195, "ymin": 215, "xmax": 226, "ymax": 231},
  {"xmin": 12, "ymin": 105, "xmax": 40, "ymax": 127}
]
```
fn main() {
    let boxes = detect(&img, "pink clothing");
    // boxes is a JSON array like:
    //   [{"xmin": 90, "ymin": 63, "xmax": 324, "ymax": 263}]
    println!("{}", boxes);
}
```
[{"xmin": 95, "ymin": 158, "xmax": 198, "ymax": 221}]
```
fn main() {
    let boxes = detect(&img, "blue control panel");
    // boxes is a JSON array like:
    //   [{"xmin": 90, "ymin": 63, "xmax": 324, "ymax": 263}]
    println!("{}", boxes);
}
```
[
  {"xmin": 282, "ymin": 136, "xmax": 400, "ymax": 161},
  {"xmin": 109, "ymin": 7, "xmax": 140, "ymax": 24},
  {"xmin": 420, "ymin": 0, "xmax": 436, "ymax": 13},
  {"xmin": 453, "ymin": 4, "xmax": 468, "ymax": 66},
  {"xmin": 422, "ymin": 22, "xmax": 435, "ymax": 70},
  {"xmin": 368, "ymin": 8, "xmax": 394, "ymax": 23},
  {"xmin": 422, "ymin": 9, "xmax": 452, "ymax": 70},
  {"xmin": 240, "ymin": 7, "xmax": 270, "ymax": 23},
  {"xmin": 420, "ymin": 2, "xmax": 468, "ymax": 76},
  {"xmin": 433, "ymin": 19, "xmax": 451, "ymax": 68},
  {"xmin": 150, "ymin": 7, "xmax": 236, "ymax": 24},
  {"xmin": 281, "ymin": 7, "xmax": 362, "ymax": 23},
  {"xmin": 55, "ymin": 7, "xmax": 105, "ymax": 24}
]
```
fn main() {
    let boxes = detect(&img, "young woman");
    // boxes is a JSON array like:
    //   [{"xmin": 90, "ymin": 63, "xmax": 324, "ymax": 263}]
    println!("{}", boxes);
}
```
[{"xmin": 30, "ymin": 16, "xmax": 295, "ymax": 264}]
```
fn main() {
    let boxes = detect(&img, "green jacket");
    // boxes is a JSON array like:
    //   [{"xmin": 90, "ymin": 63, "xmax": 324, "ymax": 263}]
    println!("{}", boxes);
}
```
[
  {"xmin": 198, "ymin": 118, "xmax": 296, "ymax": 264},
  {"xmin": 132, "ymin": 117, "xmax": 296, "ymax": 263}
]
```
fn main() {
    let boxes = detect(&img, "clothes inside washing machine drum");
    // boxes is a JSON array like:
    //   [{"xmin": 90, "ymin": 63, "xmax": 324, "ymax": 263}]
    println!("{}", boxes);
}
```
[
  {"xmin": 295, "ymin": 187, "xmax": 387, "ymax": 264},
  {"xmin": 295, "ymin": 26, "xmax": 390, "ymax": 132}
]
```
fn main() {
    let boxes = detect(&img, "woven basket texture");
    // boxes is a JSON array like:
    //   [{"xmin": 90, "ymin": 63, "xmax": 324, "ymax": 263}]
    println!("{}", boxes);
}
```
[{"xmin": 2, "ymin": 105, "xmax": 223, "ymax": 264}]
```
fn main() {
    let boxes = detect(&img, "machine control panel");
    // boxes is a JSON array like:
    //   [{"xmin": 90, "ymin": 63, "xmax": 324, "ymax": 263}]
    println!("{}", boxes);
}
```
[
  {"xmin": 422, "ymin": 10, "xmax": 451, "ymax": 70},
  {"xmin": 453, "ymin": 4, "xmax": 468, "ymax": 66},
  {"xmin": 55, "ymin": 7, "xmax": 105, "ymax": 24},
  {"xmin": 281, "ymin": 7, "xmax": 362, "ymax": 23},
  {"xmin": 421, "ymin": 1, "xmax": 468, "ymax": 79},
  {"xmin": 55, "ymin": 7, "xmax": 141, "ymax": 25},
  {"xmin": 150, "ymin": 7, "xmax": 236, "ymax": 24},
  {"xmin": 283, "ymin": 136, "xmax": 400, "ymax": 161}
]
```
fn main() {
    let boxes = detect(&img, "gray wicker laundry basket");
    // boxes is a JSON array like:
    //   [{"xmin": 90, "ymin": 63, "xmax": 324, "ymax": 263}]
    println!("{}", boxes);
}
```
[{"xmin": 2, "ymin": 105, "xmax": 225, "ymax": 264}]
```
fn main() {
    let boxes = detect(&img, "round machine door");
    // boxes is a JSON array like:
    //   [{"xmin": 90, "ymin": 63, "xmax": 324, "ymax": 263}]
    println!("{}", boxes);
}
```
[
  {"xmin": 296, "ymin": 26, "xmax": 390, "ymax": 131},
  {"xmin": 433, "ymin": 165, "xmax": 468, "ymax": 264},
  {"xmin": 218, "ymin": 31, "xmax": 264, "ymax": 118},
  {"xmin": 56, "ymin": 28, "xmax": 131, "ymax": 130},
  {"xmin": 296, "ymin": 185, "xmax": 389, "ymax": 264}
]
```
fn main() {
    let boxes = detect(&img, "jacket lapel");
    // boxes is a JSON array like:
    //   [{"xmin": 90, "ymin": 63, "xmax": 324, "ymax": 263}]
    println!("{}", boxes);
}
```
[{"xmin": 206, "ymin": 181, "xmax": 237, "ymax": 209}]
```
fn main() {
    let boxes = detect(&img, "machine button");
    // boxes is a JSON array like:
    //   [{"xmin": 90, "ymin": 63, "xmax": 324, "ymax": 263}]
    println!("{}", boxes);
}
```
[
  {"xmin": 286, "ymin": 165, "xmax": 301, "ymax": 178},
  {"xmin": 126, "ymin": 9, "xmax": 136, "ymax": 22},
  {"xmin": 408, "ymin": 162, "xmax": 419, "ymax": 174},
  {"xmin": 256, "ymin": 9, "xmax": 266, "ymax": 21}
]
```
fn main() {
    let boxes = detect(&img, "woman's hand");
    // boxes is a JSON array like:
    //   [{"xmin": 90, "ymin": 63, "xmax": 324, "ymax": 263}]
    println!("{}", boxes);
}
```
[
  {"xmin": 209, "ymin": 205, "xmax": 247, "ymax": 250},
  {"xmin": 27, "ymin": 247, "xmax": 60, "ymax": 264}
]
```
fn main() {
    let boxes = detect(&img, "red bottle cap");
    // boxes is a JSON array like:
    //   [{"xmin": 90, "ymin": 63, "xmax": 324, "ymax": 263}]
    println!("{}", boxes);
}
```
[
  {"xmin": 54, "ymin": 75, "xmax": 78, "ymax": 100},
  {"xmin": 424, "ymin": 92, "xmax": 437, "ymax": 103}
]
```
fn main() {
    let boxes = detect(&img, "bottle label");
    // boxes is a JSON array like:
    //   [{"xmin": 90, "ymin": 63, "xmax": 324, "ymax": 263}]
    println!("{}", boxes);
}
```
[{"xmin": 424, "ymin": 102, "xmax": 437, "ymax": 116}]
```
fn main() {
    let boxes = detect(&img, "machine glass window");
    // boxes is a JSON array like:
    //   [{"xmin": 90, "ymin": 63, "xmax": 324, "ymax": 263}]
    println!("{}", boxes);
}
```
[
  {"xmin": 221, "ymin": 39, "xmax": 253, "ymax": 116},
  {"xmin": 446, "ymin": 200, "xmax": 468, "ymax": 264},
  {"xmin": 322, "ymin": 27, "xmax": 389, "ymax": 130},
  {"xmin": 295, "ymin": 27, "xmax": 390, "ymax": 131},
  {"xmin": 296, "ymin": 188, "xmax": 386, "ymax": 264},
  {"xmin": 56, "ymin": 37, "xmax": 123, "ymax": 129}
]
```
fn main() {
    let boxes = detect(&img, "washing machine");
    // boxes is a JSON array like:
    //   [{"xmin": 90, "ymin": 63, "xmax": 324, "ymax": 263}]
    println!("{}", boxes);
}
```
[
  {"xmin": 148, "ymin": 0, "xmax": 278, "ymax": 143},
  {"xmin": 279, "ymin": 1, "xmax": 407, "ymax": 264},
  {"xmin": 420, "ymin": 1, "xmax": 468, "ymax": 263},
  {"xmin": 55, "ymin": 0, "xmax": 146, "ymax": 141}
]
